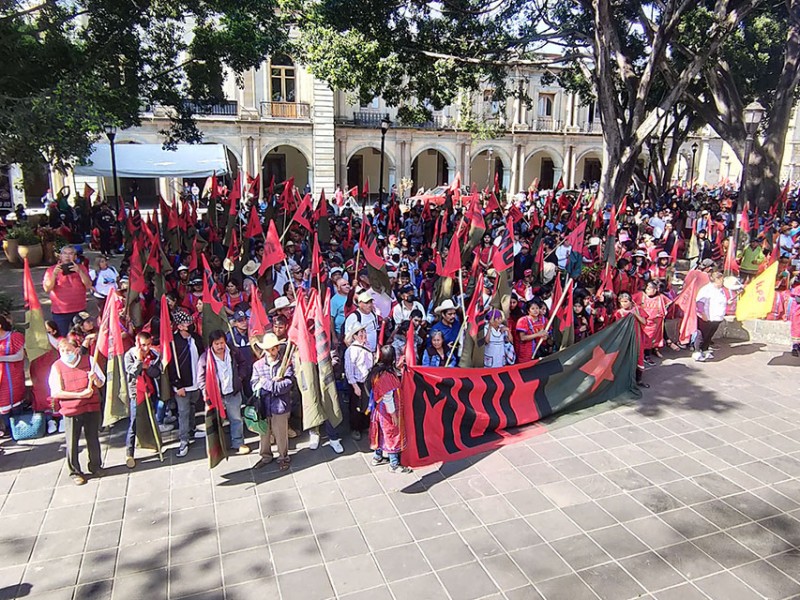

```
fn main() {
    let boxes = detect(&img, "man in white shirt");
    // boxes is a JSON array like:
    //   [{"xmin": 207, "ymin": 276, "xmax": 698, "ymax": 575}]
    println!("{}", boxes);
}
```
[
  {"xmin": 344, "ymin": 292, "xmax": 380, "ymax": 351},
  {"xmin": 693, "ymin": 271, "xmax": 728, "ymax": 362},
  {"xmin": 649, "ymin": 210, "xmax": 666, "ymax": 240},
  {"xmin": 392, "ymin": 284, "xmax": 425, "ymax": 326},
  {"xmin": 555, "ymin": 241, "xmax": 571, "ymax": 270}
]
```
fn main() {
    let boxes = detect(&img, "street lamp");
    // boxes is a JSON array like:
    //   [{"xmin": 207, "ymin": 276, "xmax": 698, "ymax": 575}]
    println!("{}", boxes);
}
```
[
  {"xmin": 689, "ymin": 142, "xmax": 699, "ymax": 190},
  {"xmin": 378, "ymin": 116, "xmax": 391, "ymax": 213},
  {"xmin": 103, "ymin": 124, "xmax": 119, "ymax": 205},
  {"xmin": 732, "ymin": 100, "xmax": 766, "ymax": 256}
]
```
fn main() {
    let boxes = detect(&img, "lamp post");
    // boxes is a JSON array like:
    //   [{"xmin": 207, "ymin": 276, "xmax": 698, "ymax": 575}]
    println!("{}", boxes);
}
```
[
  {"xmin": 689, "ymin": 142, "xmax": 698, "ymax": 190},
  {"xmin": 732, "ymin": 100, "xmax": 766, "ymax": 253},
  {"xmin": 104, "ymin": 124, "xmax": 119, "ymax": 204},
  {"xmin": 378, "ymin": 116, "xmax": 391, "ymax": 214}
]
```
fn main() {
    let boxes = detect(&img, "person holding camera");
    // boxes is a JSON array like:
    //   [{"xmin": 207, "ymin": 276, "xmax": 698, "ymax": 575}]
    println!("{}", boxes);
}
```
[{"xmin": 42, "ymin": 245, "xmax": 92, "ymax": 337}]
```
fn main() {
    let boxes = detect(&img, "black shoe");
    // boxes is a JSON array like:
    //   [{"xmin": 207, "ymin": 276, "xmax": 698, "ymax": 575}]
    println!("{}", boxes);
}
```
[
  {"xmin": 90, "ymin": 468, "xmax": 106, "ymax": 478},
  {"xmin": 792, "ymin": 348, "xmax": 799, "ymax": 357}
]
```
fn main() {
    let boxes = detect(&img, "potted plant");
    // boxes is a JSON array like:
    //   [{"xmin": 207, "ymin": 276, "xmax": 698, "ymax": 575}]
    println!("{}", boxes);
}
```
[
  {"xmin": 10, "ymin": 224, "xmax": 43, "ymax": 266},
  {"xmin": 3, "ymin": 225, "xmax": 22, "ymax": 264}
]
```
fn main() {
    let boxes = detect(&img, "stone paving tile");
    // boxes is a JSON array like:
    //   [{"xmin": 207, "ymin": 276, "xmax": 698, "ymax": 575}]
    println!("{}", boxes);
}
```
[{"xmin": 1, "ymin": 337, "xmax": 799, "ymax": 599}]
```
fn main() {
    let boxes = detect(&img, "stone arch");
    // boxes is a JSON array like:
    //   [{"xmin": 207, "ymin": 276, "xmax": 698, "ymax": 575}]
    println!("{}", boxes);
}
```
[
  {"xmin": 410, "ymin": 144, "xmax": 457, "ymax": 170},
  {"xmin": 346, "ymin": 143, "xmax": 397, "ymax": 169},
  {"xmin": 523, "ymin": 146, "xmax": 565, "ymax": 190}
]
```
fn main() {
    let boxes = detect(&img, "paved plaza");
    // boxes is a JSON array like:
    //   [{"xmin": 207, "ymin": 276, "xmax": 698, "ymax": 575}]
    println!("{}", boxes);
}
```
[{"xmin": 0, "ymin": 336, "xmax": 798, "ymax": 600}]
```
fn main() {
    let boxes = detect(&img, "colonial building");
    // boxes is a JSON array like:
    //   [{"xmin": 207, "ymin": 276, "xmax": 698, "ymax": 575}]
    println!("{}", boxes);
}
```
[{"xmin": 10, "ymin": 54, "xmax": 800, "ymax": 207}]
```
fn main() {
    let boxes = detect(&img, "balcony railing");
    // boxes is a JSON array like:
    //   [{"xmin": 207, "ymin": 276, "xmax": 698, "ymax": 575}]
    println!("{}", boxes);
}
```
[
  {"xmin": 579, "ymin": 121, "xmax": 602, "ymax": 133},
  {"xmin": 260, "ymin": 101, "xmax": 311, "ymax": 119},
  {"xmin": 183, "ymin": 100, "xmax": 239, "ymax": 116},
  {"xmin": 406, "ymin": 115, "xmax": 450, "ymax": 129},
  {"xmin": 353, "ymin": 111, "xmax": 391, "ymax": 127},
  {"xmin": 534, "ymin": 117, "xmax": 563, "ymax": 132}
]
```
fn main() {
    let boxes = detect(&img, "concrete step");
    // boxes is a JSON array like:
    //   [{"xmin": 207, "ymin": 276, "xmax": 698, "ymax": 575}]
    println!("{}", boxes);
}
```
[{"xmin": 666, "ymin": 317, "xmax": 792, "ymax": 346}]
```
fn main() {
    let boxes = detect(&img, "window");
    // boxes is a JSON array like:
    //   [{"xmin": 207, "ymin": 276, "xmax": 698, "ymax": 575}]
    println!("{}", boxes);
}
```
[
  {"xmin": 483, "ymin": 89, "xmax": 499, "ymax": 115},
  {"xmin": 538, "ymin": 93, "xmax": 554, "ymax": 117},
  {"xmin": 270, "ymin": 54, "xmax": 295, "ymax": 102}
]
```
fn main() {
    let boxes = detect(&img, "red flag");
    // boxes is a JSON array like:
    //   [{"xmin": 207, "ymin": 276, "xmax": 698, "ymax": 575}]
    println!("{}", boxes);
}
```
[
  {"xmin": 188, "ymin": 239, "xmax": 199, "ymax": 273},
  {"xmin": 310, "ymin": 233, "xmax": 322, "ymax": 278},
  {"xmin": 83, "ymin": 183, "xmax": 94, "ymax": 201},
  {"xmin": 492, "ymin": 217, "xmax": 515, "ymax": 273},
  {"xmin": 244, "ymin": 205, "xmax": 262, "ymax": 239},
  {"xmin": 493, "ymin": 171, "xmax": 500, "ymax": 195},
  {"xmin": 669, "ymin": 235, "xmax": 679, "ymax": 264},
  {"xmin": 347, "ymin": 185, "xmax": 359, "ymax": 199},
  {"xmin": 740, "ymin": 210, "xmax": 750, "ymax": 234},
  {"xmin": 617, "ymin": 195, "xmax": 628, "ymax": 217},
  {"xmin": 228, "ymin": 173, "xmax": 241, "ymax": 215},
  {"xmin": 225, "ymin": 229, "xmax": 239, "ymax": 265},
  {"xmin": 533, "ymin": 238, "xmax": 545, "ymax": 272},
  {"xmin": 159, "ymin": 296, "xmax": 174, "ymax": 370},
  {"xmin": 204, "ymin": 350, "xmax": 226, "ymax": 419},
  {"xmin": 421, "ymin": 199, "xmax": 432, "ymax": 221},
  {"xmin": 96, "ymin": 293, "xmax": 126, "ymax": 358},
  {"xmin": 777, "ymin": 181, "xmax": 790, "ymax": 211},
  {"xmin": 607, "ymin": 205, "xmax": 619, "ymax": 238},
  {"xmin": 359, "ymin": 220, "xmax": 385, "ymax": 269},
  {"xmin": 116, "ymin": 196, "xmax": 126, "ymax": 223},
  {"xmin": 559, "ymin": 281, "xmax": 574, "ymax": 333},
  {"xmin": 465, "ymin": 193, "xmax": 485, "ymax": 229},
  {"xmin": 23, "ymin": 258, "xmax": 41, "ymax": 311},
  {"xmin": 278, "ymin": 177, "xmax": 295, "ymax": 211},
  {"xmin": 259, "ymin": 220, "xmax": 286, "ymax": 276},
  {"xmin": 769, "ymin": 237, "xmax": 780, "ymax": 265},
  {"xmin": 434, "ymin": 253, "xmax": 444, "ymax": 276},
  {"xmin": 564, "ymin": 219, "xmax": 588, "ymax": 256},
  {"xmin": 202, "ymin": 254, "xmax": 224, "ymax": 315},
  {"xmin": 508, "ymin": 203, "xmax": 524, "ymax": 224},
  {"xmin": 314, "ymin": 190, "xmax": 328, "ymax": 222},
  {"xmin": 247, "ymin": 174, "xmax": 260, "ymax": 197},
  {"xmin": 249, "ymin": 289, "xmax": 269, "ymax": 338},
  {"xmin": 555, "ymin": 176, "xmax": 564, "ymax": 191},
  {"xmin": 363, "ymin": 178, "xmax": 370, "ymax": 200},
  {"xmin": 129, "ymin": 240, "xmax": 147, "ymax": 294},
  {"xmin": 596, "ymin": 264, "xmax": 615, "ymax": 298},
  {"xmin": 466, "ymin": 273, "xmax": 486, "ymax": 336},
  {"xmin": 486, "ymin": 192, "xmax": 500, "ymax": 213},
  {"xmin": 290, "ymin": 193, "xmax": 314, "ymax": 231},
  {"xmin": 404, "ymin": 318, "xmax": 416, "ymax": 367},
  {"xmin": 287, "ymin": 293, "xmax": 317, "ymax": 364},
  {"xmin": 210, "ymin": 174, "xmax": 220, "ymax": 200},
  {"xmin": 674, "ymin": 270, "xmax": 710, "ymax": 345},
  {"xmin": 723, "ymin": 236, "xmax": 739, "ymax": 274},
  {"xmin": 441, "ymin": 233, "xmax": 462, "ymax": 278}
]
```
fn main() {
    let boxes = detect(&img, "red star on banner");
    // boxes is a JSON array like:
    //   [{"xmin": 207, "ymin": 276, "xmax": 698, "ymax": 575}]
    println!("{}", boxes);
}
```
[{"xmin": 580, "ymin": 346, "xmax": 619, "ymax": 393}]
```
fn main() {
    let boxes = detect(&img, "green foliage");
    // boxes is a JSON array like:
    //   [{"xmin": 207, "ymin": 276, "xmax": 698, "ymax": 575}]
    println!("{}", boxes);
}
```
[
  {"xmin": 0, "ymin": 0, "xmax": 288, "ymax": 171},
  {"xmin": 0, "ymin": 292, "xmax": 16, "ymax": 316},
  {"xmin": 6, "ymin": 224, "xmax": 41, "ymax": 245}
]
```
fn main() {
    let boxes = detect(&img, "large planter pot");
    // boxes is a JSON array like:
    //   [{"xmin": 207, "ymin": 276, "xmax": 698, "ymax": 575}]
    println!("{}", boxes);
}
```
[
  {"xmin": 42, "ymin": 241, "xmax": 57, "ymax": 265},
  {"xmin": 17, "ymin": 244, "xmax": 43, "ymax": 267},
  {"xmin": 3, "ymin": 239, "xmax": 19, "ymax": 265}
]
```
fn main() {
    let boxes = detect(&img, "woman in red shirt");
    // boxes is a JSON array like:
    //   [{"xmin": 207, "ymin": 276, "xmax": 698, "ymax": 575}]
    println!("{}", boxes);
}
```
[{"xmin": 515, "ymin": 299, "xmax": 550, "ymax": 363}]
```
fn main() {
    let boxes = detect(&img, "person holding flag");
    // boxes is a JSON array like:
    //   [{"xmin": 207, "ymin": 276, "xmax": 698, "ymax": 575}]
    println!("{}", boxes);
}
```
[
  {"xmin": 123, "ymin": 331, "xmax": 165, "ymax": 468},
  {"xmin": 168, "ymin": 310, "xmax": 205, "ymax": 458}
]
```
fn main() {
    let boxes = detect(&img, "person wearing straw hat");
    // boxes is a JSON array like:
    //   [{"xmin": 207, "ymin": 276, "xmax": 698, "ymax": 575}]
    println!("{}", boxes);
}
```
[
  {"xmin": 241, "ymin": 260, "xmax": 260, "ymax": 297},
  {"xmin": 344, "ymin": 321, "xmax": 374, "ymax": 441},
  {"xmin": 269, "ymin": 296, "xmax": 295, "ymax": 321},
  {"xmin": 430, "ymin": 298, "xmax": 461, "ymax": 348},
  {"xmin": 169, "ymin": 310, "xmax": 205, "ymax": 458},
  {"xmin": 251, "ymin": 332, "xmax": 295, "ymax": 470}
]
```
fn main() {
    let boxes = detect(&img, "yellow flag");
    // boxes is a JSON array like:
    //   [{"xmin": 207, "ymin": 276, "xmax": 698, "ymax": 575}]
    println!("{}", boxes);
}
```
[{"xmin": 736, "ymin": 261, "xmax": 778, "ymax": 321}]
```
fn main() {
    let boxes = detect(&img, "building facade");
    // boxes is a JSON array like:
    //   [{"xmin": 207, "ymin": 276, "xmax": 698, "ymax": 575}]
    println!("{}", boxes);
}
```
[{"xmin": 13, "ymin": 54, "xmax": 800, "ymax": 207}]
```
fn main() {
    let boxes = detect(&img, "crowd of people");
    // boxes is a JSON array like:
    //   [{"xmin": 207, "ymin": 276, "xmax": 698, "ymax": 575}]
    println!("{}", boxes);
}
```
[{"xmin": 3, "ymin": 173, "xmax": 799, "ymax": 483}]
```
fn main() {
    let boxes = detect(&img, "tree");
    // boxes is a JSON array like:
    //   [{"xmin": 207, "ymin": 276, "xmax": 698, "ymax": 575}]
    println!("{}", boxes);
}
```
[
  {"xmin": 671, "ymin": 0, "xmax": 800, "ymax": 209},
  {"xmin": 0, "ymin": 0, "xmax": 287, "ymax": 172}
]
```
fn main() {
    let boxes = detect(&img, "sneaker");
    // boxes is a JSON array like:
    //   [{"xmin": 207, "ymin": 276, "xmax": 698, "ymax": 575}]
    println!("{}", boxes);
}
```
[
  {"xmin": 58, "ymin": 419, "xmax": 66, "ymax": 433},
  {"xmin": 644, "ymin": 357, "xmax": 656, "ymax": 366},
  {"xmin": 350, "ymin": 430, "xmax": 362, "ymax": 441},
  {"xmin": 692, "ymin": 352, "xmax": 706, "ymax": 362},
  {"xmin": 71, "ymin": 474, "xmax": 87, "ymax": 486},
  {"xmin": 308, "ymin": 431, "xmax": 320, "ymax": 450},
  {"xmin": 329, "ymin": 439, "xmax": 344, "ymax": 454},
  {"xmin": 164, "ymin": 414, "xmax": 177, "ymax": 425},
  {"xmin": 371, "ymin": 456, "xmax": 389, "ymax": 466},
  {"xmin": 703, "ymin": 350, "xmax": 714, "ymax": 360},
  {"xmin": 792, "ymin": 347, "xmax": 799, "ymax": 357},
  {"xmin": 176, "ymin": 445, "xmax": 189, "ymax": 458},
  {"xmin": 388, "ymin": 465, "xmax": 413, "ymax": 474},
  {"xmin": 158, "ymin": 423, "xmax": 174, "ymax": 433},
  {"xmin": 125, "ymin": 456, "xmax": 136, "ymax": 469},
  {"xmin": 193, "ymin": 430, "xmax": 206, "ymax": 439},
  {"xmin": 47, "ymin": 420, "xmax": 57, "ymax": 435},
  {"xmin": 236, "ymin": 445, "xmax": 252, "ymax": 455}
]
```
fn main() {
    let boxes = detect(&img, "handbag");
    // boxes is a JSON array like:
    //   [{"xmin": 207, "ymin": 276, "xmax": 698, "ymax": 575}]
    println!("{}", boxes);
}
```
[
  {"xmin": 504, "ymin": 341, "xmax": 516, "ymax": 365},
  {"xmin": 9, "ymin": 411, "xmax": 45, "ymax": 441}
]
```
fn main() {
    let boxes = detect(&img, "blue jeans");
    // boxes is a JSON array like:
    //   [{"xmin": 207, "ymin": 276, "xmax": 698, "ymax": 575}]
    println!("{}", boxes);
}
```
[
  {"xmin": 222, "ymin": 392, "xmax": 244, "ymax": 449},
  {"xmin": 373, "ymin": 449, "xmax": 400, "ymax": 468},
  {"xmin": 52, "ymin": 312, "xmax": 79, "ymax": 337}
]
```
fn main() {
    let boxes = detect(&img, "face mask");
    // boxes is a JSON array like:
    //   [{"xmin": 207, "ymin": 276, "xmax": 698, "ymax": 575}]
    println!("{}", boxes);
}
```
[{"xmin": 63, "ymin": 352, "xmax": 79, "ymax": 366}]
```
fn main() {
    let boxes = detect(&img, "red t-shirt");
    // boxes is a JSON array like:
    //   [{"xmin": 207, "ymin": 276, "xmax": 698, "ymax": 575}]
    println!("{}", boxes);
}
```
[{"xmin": 45, "ymin": 265, "xmax": 88, "ymax": 314}]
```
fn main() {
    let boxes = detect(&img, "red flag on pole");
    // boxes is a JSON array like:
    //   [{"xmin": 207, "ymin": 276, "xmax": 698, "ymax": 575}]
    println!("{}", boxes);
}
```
[
  {"xmin": 359, "ymin": 220, "xmax": 386, "ymax": 269},
  {"xmin": 492, "ymin": 217, "xmax": 515, "ymax": 273},
  {"xmin": 486, "ymin": 192, "xmax": 500, "ymax": 214},
  {"xmin": 202, "ymin": 254, "xmax": 224, "ymax": 315},
  {"xmin": 558, "ymin": 280, "xmax": 574, "ymax": 333},
  {"xmin": 159, "ymin": 295, "xmax": 174, "ymax": 370},
  {"xmin": 441, "ymin": 233, "xmax": 462, "ymax": 278},
  {"xmin": 244, "ymin": 205, "xmax": 262, "ymax": 238},
  {"xmin": 564, "ymin": 219, "xmax": 588, "ymax": 256},
  {"xmin": 404, "ymin": 318, "xmax": 416, "ymax": 367},
  {"xmin": 259, "ymin": 220, "xmax": 286, "ymax": 276},
  {"xmin": 310, "ymin": 234, "xmax": 322, "ymax": 278},
  {"xmin": 290, "ymin": 193, "xmax": 314, "ymax": 231},
  {"xmin": 204, "ymin": 351, "xmax": 226, "ymax": 419},
  {"xmin": 287, "ymin": 293, "xmax": 317, "ymax": 364},
  {"xmin": 466, "ymin": 273, "xmax": 486, "ymax": 336},
  {"xmin": 23, "ymin": 258, "xmax": 41, "ymax": 311},
  {"xmin": 129, "ymin": 240, "xmax": 147, "ymax": 294},
  {"xmin": 249, "ymin": 289, "xmax": 269, "ymax": 338},
  {"xmin": 363, "ymin": 178, "xmax": 370, "ymax": 200}
]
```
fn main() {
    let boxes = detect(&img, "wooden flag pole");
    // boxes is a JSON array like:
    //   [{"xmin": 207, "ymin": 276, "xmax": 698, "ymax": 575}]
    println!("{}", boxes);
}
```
[
  {"xmin": 445, "ymin": 317, "xmax": 469, "ymax": 368},
  {"xmin": 170, "ymin": 339, "xmax": 181, "ymax": 379},
  {"xmin": 143, "ymin": 389, "xmax": 165, "ymax": 463},
  {"xmin": 532, "ymin": 277, "xmax": 572, "ymax": 360}
]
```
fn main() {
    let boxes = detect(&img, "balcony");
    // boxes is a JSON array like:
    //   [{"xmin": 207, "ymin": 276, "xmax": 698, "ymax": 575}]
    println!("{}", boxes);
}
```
[
  {"xmin": 406, "ymin": 115, "xmax": 450, "ymax": 129},
  {"xmin": 353, "ymin": 111, "xmax": 391, "ymax": 127},
  {"xmin": 260, "ymin": 101, "xmax": 311, "ymax": 120},
  {"xmin": 579, "ymin": 121, "xmax": 602, "ymax": 134},
  {"xmin": 534, "ymin": 117, "xmax": 563, "ymax": 132},
  {"xmin": 183, "ymin": 100, "xmax": 239, "ymax": 117}
]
